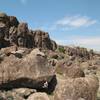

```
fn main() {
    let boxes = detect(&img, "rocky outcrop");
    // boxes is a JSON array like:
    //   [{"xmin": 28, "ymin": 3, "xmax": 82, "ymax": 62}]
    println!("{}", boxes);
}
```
[
  {"xmin": 0, "ymin": 12, "xmax": 99, "ymax": 100},
  {"xmin": 0, "ymin": 48, "xmax": 55, "ymax": 89},
  {"xmin": 0, "ymin": 12, "xmax": 57, "ymax": 50},
  {"xmin": 0, "ymin": 13, "xmax": 10, "ymax": 48},
  {"xmin": 33, "ymin": 30, "xmax": 55, "ymax": 50},
  {"xmin": 9, "ymin": 16, "xmax": 19, "ymax": 27},
  {"xmin": 64, "ymin": 46, "xmax": 94, "ymax": 61}
]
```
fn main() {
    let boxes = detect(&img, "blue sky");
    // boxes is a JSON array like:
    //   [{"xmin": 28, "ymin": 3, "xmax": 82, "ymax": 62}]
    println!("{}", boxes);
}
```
[{"xmin": 0, "ymin": 0, "xmax": 100, "ymax": 51}]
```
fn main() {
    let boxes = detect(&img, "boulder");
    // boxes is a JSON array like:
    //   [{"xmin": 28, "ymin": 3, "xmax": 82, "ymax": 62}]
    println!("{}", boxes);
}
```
[
  {"xmin": 0, "ymin": 46, "xmax": 17, "ymax": 56},
  {"xmin": 27, "ymin": 92, "xmax": 50, "ymax": 100},
  {"xmin": 54, "ymin": 75, "xmax": 99, "ymax": 100},
  {"xmin": 12, "ymin": 88, "xmax": 36, "ymax": 98},
  {"xmin": 0, "ymin": 48, "xmax": 55, "ymax": 89},
  {"xmin": 55, "ymin": 60, "xmax": 85, "ymax": 78}
]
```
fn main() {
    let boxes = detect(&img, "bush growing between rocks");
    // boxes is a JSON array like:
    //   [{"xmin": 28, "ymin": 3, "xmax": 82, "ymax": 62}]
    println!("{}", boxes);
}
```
[{"xmin": 58, "ymin": 46, "xmax": 65, "ymax": 53}]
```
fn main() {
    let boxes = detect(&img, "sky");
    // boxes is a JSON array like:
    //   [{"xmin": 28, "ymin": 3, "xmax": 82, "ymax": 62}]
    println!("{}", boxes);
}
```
[{"xmin": 0, "ymin": 0, "xmax": 100, "ymax": 51}]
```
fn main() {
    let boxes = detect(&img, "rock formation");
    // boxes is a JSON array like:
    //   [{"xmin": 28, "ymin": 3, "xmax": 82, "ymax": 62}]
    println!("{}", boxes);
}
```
[
  {"xmin": 0, "ymin": 49, "xmax": 54, "ymax": 89},
  {"xmin": 0, "ymin": 12, "xmax": 99, "ymax": 100},
  {"xmin": 0, "ymin": 12, "xmax": 57, "ymax": 50}
]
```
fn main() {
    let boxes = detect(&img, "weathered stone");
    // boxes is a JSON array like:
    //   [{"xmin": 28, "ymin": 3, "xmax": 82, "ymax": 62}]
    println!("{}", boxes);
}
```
[
  {"xmin": 17, "ymin": 23, "xmax": 28, "ymax": 37},
  {"xmin": 9, "ymin": 16, "xmax": 19, "ymax": 27},
  {"xmin": 0, "ymin": 46, "xmax": 18, "ymax": 56},
  {"xmin": 9, "ymin": 26, "xmax": 18, "ymax": 45},
  {"xmin": 0, "ymin": 13, "xmax": 57, "ymax": 50},
  {"xmin": 0, "ymin": 12, "xmax": 8, "ymax": 22},
  {"xmin": 54, "ymin": 75, "xmax": 99, "ymax": 100},
  {"xmin": 12, "ymin": 88, "xmax": 36, "ymax": 98},
  {"xmin": 27, "ymin": 92, "xmax": 50, "ymax": 100},
  {"xmin": 0, "ymin": 48, "xmax": 54, "ymax": 89},
  {"xmin": 56, "ymin": 60, "xmax": 85, "ymax": 78},
  {"xmin": 33, "ymin": 30, "xmax": 56, "ymax": 50},
  {"xmin": 65, "ymin": 46, "xmax": 92, "ymax": 61}
]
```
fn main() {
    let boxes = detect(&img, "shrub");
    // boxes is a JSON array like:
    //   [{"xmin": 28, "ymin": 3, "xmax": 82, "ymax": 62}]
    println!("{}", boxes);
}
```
[{"xmin": 58, "ymin": 47, "xmax": 65, "ymax": 53}]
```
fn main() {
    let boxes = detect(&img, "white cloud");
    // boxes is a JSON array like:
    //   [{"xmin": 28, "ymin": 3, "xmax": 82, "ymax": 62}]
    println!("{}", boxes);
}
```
[
  {"xmin": 55, "ymin": 36, "xmax": 100, "ymax": 51},
  {"xmin": 72, "ymin": 37, "xmax": 100, "ymax": 46},
  {"xmin": 55, "ymin": 15, "xmax": 97, "ymax": 29}
]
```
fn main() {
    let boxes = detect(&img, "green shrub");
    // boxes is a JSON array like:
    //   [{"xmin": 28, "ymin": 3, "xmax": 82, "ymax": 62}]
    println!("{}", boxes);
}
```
[{"xmin": 58, "ymin": 47, "xmax": 65, "ymax": 53}]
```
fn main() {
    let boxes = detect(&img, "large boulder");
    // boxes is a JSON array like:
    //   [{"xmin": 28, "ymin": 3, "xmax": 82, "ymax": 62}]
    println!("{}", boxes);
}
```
[
  {"xmin": 54, "ymin": 75, "xmax": 99, "ymax": 100},
  {"xmin": 12, "ymin": 88, "xmax": 36, "ymax": 98},
  {"xmin": 27, "ymin": 92, "xmax": 50, "ymax": 100},
  {"xmin": 55, "ymin": 60, "xmax": 85, "ymax": 78},
  {"xmin": 0, "ymin": 48, "xmax": 55, "ymax": 89}
]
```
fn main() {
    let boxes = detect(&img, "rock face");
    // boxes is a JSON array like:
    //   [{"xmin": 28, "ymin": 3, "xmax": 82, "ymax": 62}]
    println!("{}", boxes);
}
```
[
  {"xmin": 64, "ymin": 46, "xmax": 94, "ymax": 61},
  {"xmin": 33, "ymin": 30, "xmax": 56, "ymax": 50},
  {"xmin": 0, "ymin": 48, "xmax": 54, "ymax": 89},
  {"xmin": 0, "ymin": 13, "xmax": 10, "ymax": 48},
  {"xmin": 54, "ymin": 75, "xmax": 99, "ymax": 100},
  {"xmin": 0, "ymin": 12, "xmax": 57, "ymax": 50}
]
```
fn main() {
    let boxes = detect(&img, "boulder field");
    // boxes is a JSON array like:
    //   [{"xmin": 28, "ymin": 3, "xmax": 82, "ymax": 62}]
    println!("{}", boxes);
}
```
[{"xmin": 0, "ymin": 12, "xmax": 99, "ymax": 100}]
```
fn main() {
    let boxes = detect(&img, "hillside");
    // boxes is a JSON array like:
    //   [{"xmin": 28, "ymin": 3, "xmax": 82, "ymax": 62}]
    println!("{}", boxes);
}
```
[{"xmin": 0, "ymin": 12, "xmax": 100, "ymax": 100}]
